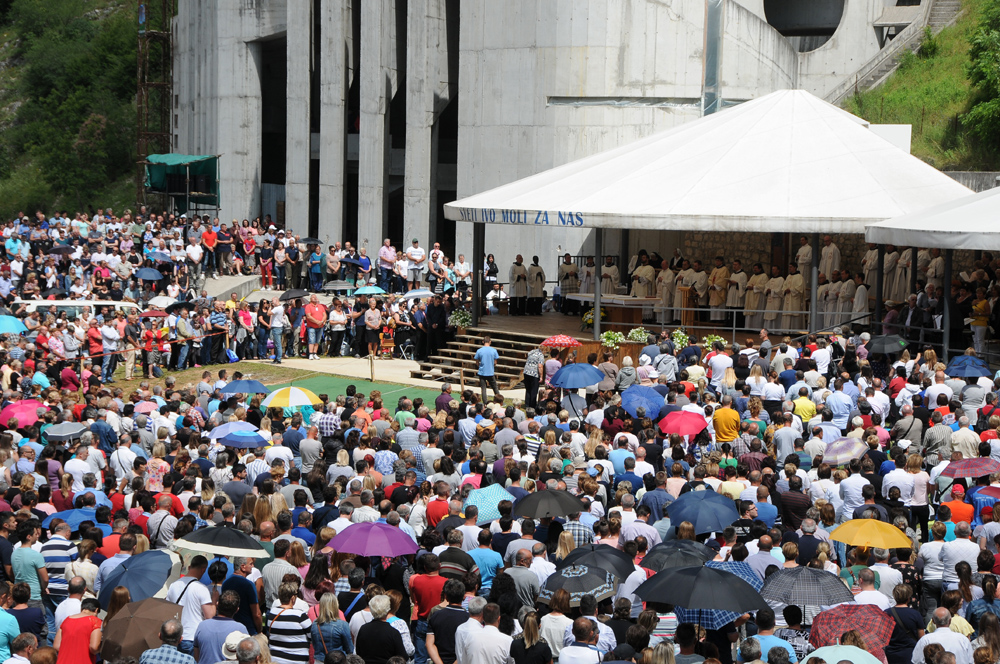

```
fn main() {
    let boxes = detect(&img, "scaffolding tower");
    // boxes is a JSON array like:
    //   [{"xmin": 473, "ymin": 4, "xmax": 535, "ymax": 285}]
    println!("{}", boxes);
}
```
[{"xmin": 136, "ymin": 0, "xmax": 175, "ymax": 209}]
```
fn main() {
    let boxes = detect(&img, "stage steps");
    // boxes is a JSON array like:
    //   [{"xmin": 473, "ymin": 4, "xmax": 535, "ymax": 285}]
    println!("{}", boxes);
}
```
[{"xmin": 408, "ymin": 327, "xmax": 552, "ymax": 390}]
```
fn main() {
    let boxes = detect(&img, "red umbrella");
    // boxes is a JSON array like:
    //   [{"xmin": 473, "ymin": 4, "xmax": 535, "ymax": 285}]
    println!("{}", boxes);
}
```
[
  {"xmin": 979, "ymin": 486, "xmax": 1000, "ymax": 500},
  {"xmin": 659, "ymin": 410, "xmax": 708, "ymax": 436},
  {"xmin": 942, "ymin": 457, "xmax": 1000, "ymax": 478},
  {"xmin": 809, "ymin": 603, "xmax": 894, "ymax": 662},
  {"xmin": 139, "ymin": 311, "xmax": 168, "ymax": 318},
  {"xmin": 541, "ymin": 334, "xmax": 582, "ymax": 348},
  {"xmin": 0, "ymin": 400, "xmax": 48, "ymax": 428}
]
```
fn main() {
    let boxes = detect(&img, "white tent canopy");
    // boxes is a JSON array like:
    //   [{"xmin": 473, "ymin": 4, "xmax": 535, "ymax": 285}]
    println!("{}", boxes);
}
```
[
  {"xmin": 866, "ymin": 185, "xmax": 1000, "ymax": 250},
  {"xmin": 444, "ymin": 89, "xmax": 971, "ymax": 234}
]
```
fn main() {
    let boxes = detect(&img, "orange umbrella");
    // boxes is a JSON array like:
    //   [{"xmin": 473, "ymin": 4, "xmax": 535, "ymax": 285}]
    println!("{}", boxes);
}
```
[{"xmin": 541, "ymin": 334, "xmax": 582, "ymax": 348}]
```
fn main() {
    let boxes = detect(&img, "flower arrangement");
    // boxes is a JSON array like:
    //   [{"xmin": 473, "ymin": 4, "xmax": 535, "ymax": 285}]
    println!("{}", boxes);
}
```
[
  {"xmin": 581, "ymin": 307, "xmax": 607, "ymax": 330},
  {"xmin": 600, "ymin": 331, "xmax": 626, "ymax": 350},
  {"xmin": 671, "ymin": 328, "xmax": 689, "ymax": 349},
  {"xmin": 449, "ymin": 309, "xmax": 472, "ymax": 329},
  {"xmin": 702, "ymin": 333, "xmax": 726, "ymax": 348},
  {"xmin": 627, "ymin": 327, "xmax": 648, "ymax": 343}
]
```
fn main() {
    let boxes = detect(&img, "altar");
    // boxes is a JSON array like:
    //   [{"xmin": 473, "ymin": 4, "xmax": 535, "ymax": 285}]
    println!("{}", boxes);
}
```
[{"xmin": 566, "ymin": 293, "xmax": 661, "ymax": 329}]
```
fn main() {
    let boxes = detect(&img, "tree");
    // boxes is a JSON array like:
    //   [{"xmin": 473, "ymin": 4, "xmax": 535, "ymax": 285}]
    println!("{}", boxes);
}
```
[{"xmin": 964, "ymin": 0, "xmax": 1000, "ymax": 142}]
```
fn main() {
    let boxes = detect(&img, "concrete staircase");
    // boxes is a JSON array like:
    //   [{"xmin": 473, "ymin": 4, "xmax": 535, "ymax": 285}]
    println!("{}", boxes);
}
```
[
  {"xmin": 408, "ymin": 327, "xmax": 545, "ymax": 389},
  {"xmin": 929, "ymin": 0, "xmax": 961, "ymax": 28}
]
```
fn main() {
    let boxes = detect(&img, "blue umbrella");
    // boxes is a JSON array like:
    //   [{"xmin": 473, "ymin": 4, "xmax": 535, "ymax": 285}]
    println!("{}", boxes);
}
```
[
  {"xmin": 339, "ymin": 256, "xmax": 363, "ymax": 267},
  {"xmin": 42, "ymin": 508, "xmax": 97, "ymax": 531},
  {"xmin": 219, "ymin": 430, "xmax": 270, "ymax": 448},
  {"xmin": 550, "ymin": 363, "xmax": 604, "ymax": 390},
  {"xmin": 0, "ymin": 316, "xmax": 26, "ymax": 335},
  {"xmin": 149, "ymin": 252, "xmax": 172, "ymax": 263},
  {"xmin": 946, "ymin": 355, "xmax": 992, "ymax": 378},
  {"xmin": 464, "ymin": 484, "xmax": 516, "ymax": 524},
  {"xmin": 221, "ymin": 380, "xmax": 271, "ymax": 395},
  {"xmin": 136, "ymin": 267, "xmax": 163, "ymax": 281},
  {"xmin": 620, "ymin": 385, "xmax": 664, "ymax": 418},
  {"xmin": 208, "ymin": 421, "xmax": 258, "ymax": 439},
  {"xmin": 97, "ymin": 551, "xmax": 175, "ymax": 609},
  {"xmin": 354, "ymin": 285, "xmax": 386, "ymax": 295},
  {"xmin": 665, "ymin": 489, "xmax": 739, "ymax": 535},
  {"xmin": 675, "ymin": 561, "xmax": 763, "ymax": 629}
]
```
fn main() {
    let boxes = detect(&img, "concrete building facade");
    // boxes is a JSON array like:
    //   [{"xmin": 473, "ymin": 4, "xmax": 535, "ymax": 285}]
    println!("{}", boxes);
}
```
[{"xmin": 173, "ymin": 0, "xmax": 908, "ymax": 280}]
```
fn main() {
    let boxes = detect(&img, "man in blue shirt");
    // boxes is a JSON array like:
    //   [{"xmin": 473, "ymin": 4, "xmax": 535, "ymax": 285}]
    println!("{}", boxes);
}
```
[
  {"xmin": 639, "ymin": 472, "xmax": 674, "ymax": 522},
  {"xmin": 468, "ymin": 530, "xmax": 504, "ymax": 594},
  {"xmin": 613, "ymin": 458, "xmax": 644, "ymax": 497},
  {"xmin": 474, "ymin": 337, "xmax": 501, "ymax": 403},
  {"xmin": 825, "ymin": 379, "xmax": 854, "ymax": 433}
]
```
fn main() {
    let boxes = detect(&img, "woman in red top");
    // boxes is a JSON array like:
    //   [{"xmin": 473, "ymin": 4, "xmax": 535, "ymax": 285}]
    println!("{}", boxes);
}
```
[
  {"xmin": 54, "ymin": 597, "xmax": 102, "ymax": 663},
  {"xmin": 86, "ymin": 320, "xmax": 103, "ymax": 357}
]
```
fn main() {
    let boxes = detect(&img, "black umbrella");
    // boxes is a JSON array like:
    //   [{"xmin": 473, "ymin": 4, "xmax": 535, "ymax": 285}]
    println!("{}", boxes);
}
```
[
  {"xmin": 49, "ymin": 245, "xmax": 75, "ymax": 255},
  {"xmin": 634, "ymin": 566, "xmax": 768, "ymax": 613},
  {"xmin": 759, "ymin": 566, "xmax": 855, "ymax": 606},
  {"xmin": 556, "ymin": 544, "xmax": 636, "ymax": 580},
  {"xmin": 41, "ymin": 288, "xmax": 67, "ymax": 298},
  {"xmin": 339, "ymin": 256, "xmax": 363, "ymax": 267},
  {"xmin": 300, "ymin": 237, "xmax": 322, "ymax": 246},
  {"xmin": 639, "ymin": 540, "xmax": 715, "ymax": 572},
  {"xmin": 165, "ymin": 301, "xmax": 196, "ymax": 315},
  {"xmin": 175, "ymin": 526, "xmax": 272, "ymax": 559},
  {"xmin": 279, "ymin": 288, "xmax": 310, "ymax": 302},
  {"xmin": 512, "ymin": 490, "xmax": 587, "ymax": 519},
  {"xmin": 537, "ymin": 565, "xmax": 618, "ymax": 607},
  {"xmin": 865, "ymin": 334, "xmax": 908, "ymax": 355}
]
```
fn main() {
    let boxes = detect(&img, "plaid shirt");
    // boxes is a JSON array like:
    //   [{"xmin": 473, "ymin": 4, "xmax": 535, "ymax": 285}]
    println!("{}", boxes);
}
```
[
  {"xmin": 730, "ymin": 433, "xmax": 752, "ymax": 459},
  {"xmin": 138, "ymin": 643, "xmax": 195, "ymax": 664},
  {"xmin": 562, "ymin": 520, "xmax": 596, "ymax": 548},
  {"xmin": 334, "ymin": 577, "xmax": 351, "ymax": 594},
  {"xmin": 318, "ymin": 412, "xmax": 341, "ymax": 437}
]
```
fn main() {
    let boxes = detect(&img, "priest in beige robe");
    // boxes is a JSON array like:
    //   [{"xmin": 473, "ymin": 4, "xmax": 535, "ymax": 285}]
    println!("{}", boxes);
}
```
[
  {"xmin": 861, "ymin": 243, "xmax": 879, "ymax": 287},
  {"xmin": 508, "ymin": 256, "xmax": 529, "ymax": 316},
  {"xmin": 795, "ymin": 236, "xmax": 812, "ymax": 276},
  {"xmin": 690, "ymin": 260, "xmax": 710, "ymax": 311},
  {"xmin": 726, "ymin": 259, "xmax": 748, "ymax": 328},
  {"xmin": 763, "ymin": 266, "xmax": 785, "ymax": 330},
  {"xmin": 580, "ymin": 257, "xmax": 596, "ymax": 295},
  {"xmin": 816, "ymin": 274, "xmax": 831, "ymax": 331},
  {"xmin": 824, "ymin": 271, "xmax": 843, "ymax": 331},
  {"xmin": 925, "ymin": 248, "xmax": 944, "ymax": 290},
  {"xmin": 558, "ymin": 253, "xmax": 580, "ymax": 314},
  {"xmin": 838, "ymin": 271, "xmax": 858, "ymax": 327},
  {"xmin": 527, "ymin": 256, "xmax": 546, "ymax": 315},
  {"xmin": 655, "ymin": 261, "xmax": 675, "ymax": 324},
  {"xmin": 852, "ymin": 272, "xmax": 870, "ymax": 325},
  {"xmin": 600, "ymin": 256, "xmax": 620, "ymax": 295},
  {"xmin": 781, "ymin": 264, "xmax": 806, "ymax": 332},
  {"xmin": 673, "ymin": 259, "xmax": 695, "ymax": 322},
  {"xmin": 745, "ymin": 263, "xmax": 768, "ymax": 331},
  {"xmin": 707, "ymin": 257, "xmax": 731, "ymax": 322},
  {"xmin": 890, "ymin": 247, "xmax": 913, "ymax": 304},
  {"xmin": 882, "ymin": 245, "xmax": 900, "ymax": 304},
  {"xmin": 819, "ymin": 236, "xmax": 841, "ymax": 278},
  {"xmin": 630, "ymin": 255, "xmax": 656, "ymax": 298}
]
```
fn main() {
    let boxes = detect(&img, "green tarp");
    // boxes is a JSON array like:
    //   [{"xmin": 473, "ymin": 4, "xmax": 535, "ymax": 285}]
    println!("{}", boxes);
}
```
[{"xmin": 144, "ymin": 154, "xmax": 220, "ymax": 213}]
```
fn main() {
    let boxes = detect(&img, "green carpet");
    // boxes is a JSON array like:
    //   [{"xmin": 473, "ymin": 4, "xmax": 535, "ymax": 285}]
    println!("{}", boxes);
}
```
[{"xmin": 269, "ymin": 373, "xmax": 444, "ymax": 408}]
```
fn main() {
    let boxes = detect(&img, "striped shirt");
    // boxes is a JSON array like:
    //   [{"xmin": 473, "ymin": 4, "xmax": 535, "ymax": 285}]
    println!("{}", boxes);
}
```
[
  {"xmin": 246, "ymin": 458, "xmax": 270, "ymax": 485},
  {"xmin": 261, "ymin": 559, "xmax": 298, "ymax": 607},
  {"xmin": 265, "ymin": 606, "xmax": 312, "ymax": 664},
  {"xmin": 40, "ymin": 535, "xmax": 76, "ymax": 596}
]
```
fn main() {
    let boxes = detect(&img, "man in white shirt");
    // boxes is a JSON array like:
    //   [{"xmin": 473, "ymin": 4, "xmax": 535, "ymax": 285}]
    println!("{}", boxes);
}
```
[
  {"xmin": 264, "ymin": 438, "xmax": 295, "ymax": 472},
  {"xmin": 912, "ymin": 608, "xmax": 974, "ymax": 664},
  {"xmin": 812, "ymin": 340, "xmax": 831, "ymax": 375},
  {"xmin": 455, "ymin": 597, "xmax": 486, "ymax": 664},
  {"xmin": 853, "ymin": 568, "xmax": 892, "ymax": 610},
  {"xmin": 108, "ymin": 437, "xmax": 138, "ymax": 486},
  {"xmin": 64, "ymin": 445, "xmax": 92, "ymax": 492},
  {"xmin": 164, "ymin": 556, "xmax": 216, "ymax": 654},
  {"xmin": 464, "ymin": 603, "xmax": 514, "ymax": 664},
  {"xmin": 870, "ymin": 547, "xmax": 904, "ymax": 600},
  {"xmin": 881, "ymin": 452, "xmax": 914, "ymax": 503},
  {"xmin": 560, "ymin": 618, "xmax": 602, "ymax": 664},
  {"xmin": 924, "ymin": 371, "xmax": 954, "ymax": 408},
  {"xmin": 53, "ymin": 576, "xmax": 86, "ymax": 634},
  {"xmin": 838, "ymin": 458, "xmax": 871, "ymax": 520},
  {"xmin": 940, "ymin": 522, "xmax": 981, "ymax": 585}
]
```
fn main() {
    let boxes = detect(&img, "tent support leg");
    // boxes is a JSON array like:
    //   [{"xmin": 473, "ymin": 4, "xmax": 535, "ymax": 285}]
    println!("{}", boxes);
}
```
[
  {"xmin": 472, "ymin": 222, "xmax": 484, "ymax": 328},
  {"xmin": 909, "ymin": 247, "xmax": 918, "ymax": 300},
  {"xmin": 875, "ymin": 245, "xmax": 885, "ymax": 328},
  {"xmin": 594, "ymin": 228, "xmax": 603, "ymax": 342},
  {"xmin": 810, "ymin": 233, "xmax": 820, "ymax": 332},
  {"xmin": 943, "ymin": 249, "xmax": 953, "ymax": 362}
]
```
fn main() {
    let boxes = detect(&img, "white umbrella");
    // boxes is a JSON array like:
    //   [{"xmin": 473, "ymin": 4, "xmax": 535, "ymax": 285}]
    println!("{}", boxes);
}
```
[
  {"xmin": 147, "ymin": 296, "xmax": 177, "ymax": 309},
  {"xmin": 402, "ymin": 289, "xmax": 434, "ymax": 300}
]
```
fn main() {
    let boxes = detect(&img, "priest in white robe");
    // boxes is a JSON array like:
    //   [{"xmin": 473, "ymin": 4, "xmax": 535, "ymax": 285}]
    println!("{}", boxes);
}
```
[
  {"xmin": 763, "ymin": 266, "xmax": 785, "ymax": 331},
  {"xmin": 557, "ymin": 254, "xmax": 580, "ymax": 314},
  {"xmin": 580, "ymin": 257, "xmax": 596, "ymax": 295},
  {"xmin": 655, "ymin": 261, "xmax": 675, "ymax": 324},
  {"xmin": 630, "ymin": 255, "xmax": 656, "ymax": 298},
  {"xmin": 838, "ymin": 272, "xmax": 858, "ymax": 327},
  {"xmin": 795, "ymin": 236, "xmax": 813, "ymax": 276},
  {"xmin": 673, "ymin": 260, "xmax": 695, "ymax": 321},
  {"xmin": 861, "ymin": 244, "xmax": 879, "ymax": 287},
  {"xmin": 745, "ymin": 263, "xmax": 768, "ymax": 331},
  {"xmin": 781, "ymin": 264, "xmax": 806, "ymax": 332},
  {"xmin": 824, "ymin": 271, "xmax": 843, "ymax": 331},
  {"xmin": 819, "ymin": 236, "xmax": 841, "ymax": 278},
  {"xmin": 852, "ymin": 272, "xmax": 870, "ymax": 325},
  {"xmin": 600, "ymin": 257, "xmax": 620, "ymax": 295},
  {"xmin": 925, "ymin": 248, "xmax": 944, "ymax": 290},
  {"xmin": 726, "ymin": 259, "xmax": 748, "ymax": 329},
  {"xmin": 707, "ymin": 257, "xmax": 730, "ymax": 322},
  {"xmin": 690, "ymin": 260, "xmax": 710, "ymax": 311}
]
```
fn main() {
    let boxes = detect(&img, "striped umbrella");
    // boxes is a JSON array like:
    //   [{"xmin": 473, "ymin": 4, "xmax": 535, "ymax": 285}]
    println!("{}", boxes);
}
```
[
  {"xmin": 674, "ymin": 561, "xmax": 762, "ymax": 629},
  {"xmin": 822, "ymin": 437, "xmax": 868, "ymax": 467},
  {"xmin": 261, "ymin": 386, "xmax": 322, "ymax": 409},
  {"xmin": 541, "ymin": 334, "xmax": 581, "ymax": 348},
  {"xmin": 464, "ymin": 484, "xmax": 516, "ymax": 524}
]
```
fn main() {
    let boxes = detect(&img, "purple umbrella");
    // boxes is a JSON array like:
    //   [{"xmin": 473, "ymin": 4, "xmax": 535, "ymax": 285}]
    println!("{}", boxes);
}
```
[{"xmin": 327, "ymin": 522, "xmax": 418, "ymax": 557}]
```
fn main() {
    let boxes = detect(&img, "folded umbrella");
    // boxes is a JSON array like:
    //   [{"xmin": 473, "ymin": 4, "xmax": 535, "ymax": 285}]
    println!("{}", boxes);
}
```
[
  {"xmin": 550, "ymin": 363, "xmax": 604, "ymax": 390},
  {"xmin": 512, "ymin": 490, "xmax": 587, "ymax": 519},
  {"xmin": 219, "ymin": 430, "xmax": 270, "ymax": 448},
  {"xmin": 328, "ymin": 522, "xmax": 418, "ymax": 557},
  {"xmin": 804, "ymin": 645, "xmax": 882, "ymax": 664},
  {"xmin": 43, "ymin": 421, "xmax": 87, "ymax": 442},
  {"xmin": 634, "ymin": 566, "xmax": 768, "ymax": 613},
  {"xmin": 147, "ymin": 295, "xmax": 177, "ymax": 309},
  {"xmin": 822, "ymin": 437, "xmax": 869, "ymax": 467},
  {"xmin": 946, "ymin": 355, "xmax": 992, "ymax": 378},
  {"xmin": 0, "ymin": 400, "xmax": 47, "ymax": 427},
  {"xmin": 42, "ymin": 508, "xmax": 97, "ymax": 531},
  {"xmin": 759, "ymin": 566, "xmax": 856, "ymax": 606},
  {"xmin": 865, "ymin": 334, "xmax": 908, "ymax": 355},
  {"xmin": 829, "ymin": 517, "xmax": 914, "ymax": 549},
  {"xmin": 659, "ymin": 410, "xmax": 708, "ymax": 436},
  {"xmin": 541, "ymin": 334, "xmax": 582, "ymax": 348},
  {"xmin": 674, "ymin": 561, "xmax": 763, "ymax": 630},
  {"xmin": 278, "ymin": 288, "xmax": 310, "ymax": 302},
  {"xmin": 176, "ymin": 527, "xmax": 272, "ymax": 559},
  {"xmin": 809, "ymin": 603, "xmax": 894, "ymax": 656},
  {"xmin": 537, "ymin": 565, "xmax": 618, "ymax": 607},
  {"xmin": 640, "ymin": 540, "xmax": 715, "ymax": 572},
  {"xmin": 98, "ymin": 550, "xmax": 175, "ymax": 609},
  {"xmin": 942, "ymin": 457, "xmax": 1000, "ymax": 478},
  {"xmin": 101, "ymin": 598, "xmax": 182, "ymax": 662},
  {"xmin": 136, "ymin": 268, "xmax": 163, "ymax": 281},
  {"xmin": 464, "ymin": 484, "xmax": 516, "ymax": 525},
  {"xmin": 262, "ymin": 386, "xmax": 322, "ymax": 409},
  {"xmin": 556, "ymin": 544, "xmax": 636, "ymax": 580},
  {"xmin": 0, "ymin": 316, "xmax": 26, "ymax": 335},
  {"xmin": 665, "ymin": 490, "xmax": 739, "ymax": 535},
  {"xmin": 620, "ymin": 385, "xmax": 664, "ymax": 418},
  {"xmin": 208, "ymin": 421, "xmax": 258, "ymax": 439},
  {"xmin": 221, "ymin": 379, "xmax": 271, "ymax": 395}
]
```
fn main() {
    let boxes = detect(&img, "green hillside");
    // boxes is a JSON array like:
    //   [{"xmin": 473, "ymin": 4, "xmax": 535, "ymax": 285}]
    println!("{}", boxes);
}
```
[
  {"xmin": 845, "ymin": 0, "xmax": 1000, "ymax": 170},
  {"xmin": 0, "ymin": 0, "xmax": 137, "ymax": 219}
]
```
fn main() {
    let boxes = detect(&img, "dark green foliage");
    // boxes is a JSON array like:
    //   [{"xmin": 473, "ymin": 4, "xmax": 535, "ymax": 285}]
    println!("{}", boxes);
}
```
[{"xmin": 964, "ymin": 0, "xmax": 1000, "ymax": 142}]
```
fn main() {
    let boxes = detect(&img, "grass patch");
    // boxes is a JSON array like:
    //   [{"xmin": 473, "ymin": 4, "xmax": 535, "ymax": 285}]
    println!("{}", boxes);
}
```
[{"xmin": 844, "ymin": 0, "xmax": 1000, "ymax": 170}]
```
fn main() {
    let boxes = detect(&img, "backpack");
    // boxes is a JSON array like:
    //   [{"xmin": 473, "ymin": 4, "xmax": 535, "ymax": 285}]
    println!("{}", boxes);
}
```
[{"xmin": 978, "ymin": 404, "xmax": 999, "ymax": 433}]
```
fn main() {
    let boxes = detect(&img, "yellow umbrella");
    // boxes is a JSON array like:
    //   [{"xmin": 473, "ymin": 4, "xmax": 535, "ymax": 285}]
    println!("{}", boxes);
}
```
[
  {"xmin": 260, "ymin": 386, "xmax": 322, "ymax": 409},
  {"xmin": 830, "ymin": 518, "xmax": 912, "ymax": 550}
]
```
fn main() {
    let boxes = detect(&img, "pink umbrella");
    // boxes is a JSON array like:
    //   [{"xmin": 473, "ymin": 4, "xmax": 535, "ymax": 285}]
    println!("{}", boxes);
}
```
[
  {"xmin": 0, "ymin": 400, "xmax": 48, "ymax": 428},
  {"xmin": 134, "ymin": 401, "xmax": 159, "ymax": 414}
]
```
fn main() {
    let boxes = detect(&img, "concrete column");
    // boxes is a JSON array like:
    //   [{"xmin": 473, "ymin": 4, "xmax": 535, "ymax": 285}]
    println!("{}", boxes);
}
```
[
  {"xmin": 357, "ymin": 0, "xmax": 392, "ymax": 252},
  {"xmin": 472, "ymin": 222, "xmax": 485, "ymax": 327},
  {"xmin": 317, "ymin": 0, "xmax": 348, "ymax": 245},
  {"xmin": 286, "ymin": 0, "xmax": 313, "ymax": 235},
  {"xmin": 594, "ymin": 228, "xmax": 603, "ymax": 341},
  {"xmin": 404, "ymin": 0, "xmax": 433, "ymax": 247}
]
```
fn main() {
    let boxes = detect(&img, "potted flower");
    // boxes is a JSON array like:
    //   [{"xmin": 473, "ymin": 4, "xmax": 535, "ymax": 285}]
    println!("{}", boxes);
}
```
[
  {"xmin": 449, "ymin": 308, "xmax": 472, "ymax": 335},
  {"xmin": 600, "ymin": 331, "xmax": 626, "ymax": 350},
  {"xmin": 702, "ymin": 333, "xmax": 726, "ymax": 348},
  {"xmin": 581, "ymin": 307, "xmax": 607, "ymax": 331},
  {"xmin": 671, "ymin": 328, "xmax": 689, "ymax": 349},
  {"xmin": 627, "ymin": 327, "xmax": 649, "ymax": 343}
]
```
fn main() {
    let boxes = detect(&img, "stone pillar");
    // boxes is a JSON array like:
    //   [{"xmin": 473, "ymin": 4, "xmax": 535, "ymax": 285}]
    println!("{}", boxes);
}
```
[
  {"xmin": 317, "ymin": 0, "xmax": 348, "ymax": 245},
  {"xmin": 357, "ymin": 0, "xmax": 393, "ymax": 253},
  {"xmin": 285, "ymin": 0, "xmax": 313, "ymax": 235}
]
